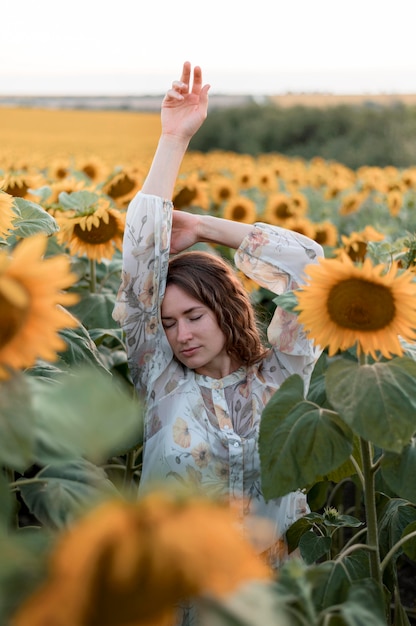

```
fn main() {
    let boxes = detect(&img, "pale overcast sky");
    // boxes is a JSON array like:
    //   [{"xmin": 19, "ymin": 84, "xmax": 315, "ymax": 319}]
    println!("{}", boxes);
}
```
[{"xmin": 1, "ymin": 0, "xmax": 415, "ymax": 95}]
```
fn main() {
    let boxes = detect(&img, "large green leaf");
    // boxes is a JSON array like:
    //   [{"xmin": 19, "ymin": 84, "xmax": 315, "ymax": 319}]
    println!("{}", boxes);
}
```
[
  {"xmin": 18, "ymin": 459, "xmax": 118, "ymax": 528},
  {"xmin": 58, "ymin": 324, "xmax": 111, "ymax": 372},
  {"xmin": 0, "ymin": 373, "xmax": 36, "ymax": 471},
  {"xmin": 58, "ymin": 190, "xmax": 100, "ymax": 211},
  {"xmin": 69, "ymin": 292, "xmax": 118, "ymax": 330},
  {"xmin": 259, "ymin": 375, "xmax": 353, "ymax": 499},
  {"xmin": 10, "ymin": 198, "xmax": 59, "ymax": 238},
  {"xmin": 326, "ymin": 358, "xmax": 416, "ymax": 453},
  {"xmin": 377, "ymin": 498, "xmax": 416, "ymax": 561},
  {"xmin": 299, "ymin": 531, "xmax": 331, "ymax": 564},
  {"xmin": 199, "ymin": 581, "xmax": 296, "ymax": 626},
  {"xmin": 381, "ymin": 441, "xmax": 416, "ymax": 502},
  {"xmin": 31, "ymin": 366, "xmax": 143, "ymax": 465},
  {"xmin": 339, "ymin": 579, "xmax": 388, "ymax": 626}
]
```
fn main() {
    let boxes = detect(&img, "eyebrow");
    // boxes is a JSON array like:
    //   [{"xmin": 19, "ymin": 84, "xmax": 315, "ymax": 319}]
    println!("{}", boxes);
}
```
[{"xmin": 161, "ymin": 305, "xmax": 205, "ymax": 320}]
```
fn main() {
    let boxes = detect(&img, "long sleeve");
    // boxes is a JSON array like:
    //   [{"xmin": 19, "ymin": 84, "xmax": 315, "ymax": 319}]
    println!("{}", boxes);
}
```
[
  {"xmin": 112, "ymin": 192, "xmax": 174, "ymax": 392},
  {"xmin": 234, "ymin": 222, "xmax": 324, "ymax": 383}
]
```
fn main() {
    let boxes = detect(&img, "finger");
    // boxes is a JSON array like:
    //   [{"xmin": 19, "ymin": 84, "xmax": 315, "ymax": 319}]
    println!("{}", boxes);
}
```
[
  {"xmin": 171, "ymin": 80, "xmax": 187, "ymax": 93},
  {"xmin": 163, "ymin": 87, "xmax": 185, "ymax": 103},
  {"xmin": 180, "ymin": 61, "xmax": 191, "ymax": 88},
  {"xmin": 191, "ymin": 65, "xmax": 202, "ymax": 94}
]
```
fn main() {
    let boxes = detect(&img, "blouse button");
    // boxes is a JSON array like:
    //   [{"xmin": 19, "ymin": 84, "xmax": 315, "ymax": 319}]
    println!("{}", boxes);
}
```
[{"xmin": 233, "ymin": 442, "xmax": 240, "ymax": 447}]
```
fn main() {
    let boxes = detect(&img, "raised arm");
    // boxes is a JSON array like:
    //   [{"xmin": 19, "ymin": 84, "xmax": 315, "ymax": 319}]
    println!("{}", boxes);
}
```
[{"xmin": 141, "ymin": 62, "xmax": 210, "ymax": 199}]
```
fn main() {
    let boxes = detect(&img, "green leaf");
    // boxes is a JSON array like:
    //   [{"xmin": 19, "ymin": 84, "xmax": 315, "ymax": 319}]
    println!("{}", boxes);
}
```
[
  {"xmin": 18, "ymin": 459, "xmax": 118, "ymax": 528},
  {"xmin": 31, "ymin": 366, "xmax": 143, "ymax": 464},
  {"xmin": 58, "ymin": 324, "xmax": 111, "ymax": 372},
  {"xmin": 378, "ymin": 498, "xmax": 416, "ymax": 561},
  {"xmin": 199, "ymin": 581, "xmax": 297, "ymax": 626},
  {"xmin": 286, "ymin": 515, "xmax": 321, "ymax": 552},
  {"xmin": 69, "ymin": 292, "xmax": 118, "ymax": 330},
  {"xmin": 299, "ymin": 531, "xmax": 331, "ymax": 564},
  {"xmin": 381, "ymin": 442, "xmax": 416, "ymax": 502},
  {"xmin": 326, "ymin": 358, "xmax": 416, "ymax": 453},
  {"xmin": 273, "ymin": 290, "xmax": 299, "ymax": 313},
  {"xmin": 401, "ymin": 520, "xmax": 416, "ymax": 561},
  {"xmin": 339, "ymin": 579, "xmax": 388, "ymax": 626},
  {"xmin": 0, "ymin": 373, "xmax": 36, "ymax": 471},
  {"xmin": 0, "ymin": 471, "xmax": 14, "ymax": 528},
  {"xmin": 259, "ymin": 375, "xmax": 353, "ymax": 499},
  {"xmin": 58, "ymin": 190, "xmax": 100, "ymax": 211},
  {"xmin": 10, "ymin": 198, "xmax": 59, "ymax": 238}
]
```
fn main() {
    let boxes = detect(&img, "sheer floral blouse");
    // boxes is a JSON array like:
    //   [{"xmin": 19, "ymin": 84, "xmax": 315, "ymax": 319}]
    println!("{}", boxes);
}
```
[{"xmin": 113, "ymin": 192, "xmax": 323, "ymax": 564}]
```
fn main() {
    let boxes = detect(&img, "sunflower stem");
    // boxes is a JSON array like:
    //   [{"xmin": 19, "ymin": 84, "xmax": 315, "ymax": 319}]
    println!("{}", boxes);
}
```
[
  {"xmin": 359, "ymin": 437, "xmax": 382, "ymax": 588},
  {"xmin": 89, "ymin": 259, "xmax": 97, "ymax": 293}
]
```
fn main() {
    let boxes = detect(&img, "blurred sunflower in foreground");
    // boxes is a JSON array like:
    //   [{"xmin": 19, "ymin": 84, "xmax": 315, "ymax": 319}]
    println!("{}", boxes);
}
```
[
  {"xmin": 55, "ymin": 196, "xmax": 125, "ymax": 262},
  {"xmin": 12, "ymin": 493, "xmax": 271, "ymax": 626},
  {"xmin": 0, "ymin": 190, "xmax": 16, "ymax": 238},
  {"xmin": 0, "ymin": 235, "xmax": 78, "ymax": 378},
  {"xmin": 296, "ymin": 255, "xmax": 416, "ymax": 359}
]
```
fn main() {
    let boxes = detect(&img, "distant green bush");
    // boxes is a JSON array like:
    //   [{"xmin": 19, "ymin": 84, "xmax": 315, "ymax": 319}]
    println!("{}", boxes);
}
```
[{"xmin": 190, "ymin": 103, "xmax": 416, "ymax": 169}]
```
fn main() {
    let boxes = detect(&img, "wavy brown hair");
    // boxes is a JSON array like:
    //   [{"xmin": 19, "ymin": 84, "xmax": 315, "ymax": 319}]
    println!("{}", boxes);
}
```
[{"xmin": 166, "ymin": 251, "xmax": 268, "ymax": 366}]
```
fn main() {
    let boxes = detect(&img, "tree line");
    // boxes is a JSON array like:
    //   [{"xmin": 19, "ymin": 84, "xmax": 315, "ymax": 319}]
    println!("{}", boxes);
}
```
[{"xmin": 190, "ymin": 102, "xmax": 416, "ymax": 169}]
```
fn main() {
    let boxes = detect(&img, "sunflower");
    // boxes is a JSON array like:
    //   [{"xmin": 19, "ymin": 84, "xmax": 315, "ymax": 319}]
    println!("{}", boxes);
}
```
[
  {"xmin": 173, "ymin": 172, "xmax": 209, "ymax": 210},
  {"xmin": 335, "ymin": 226, "xmax": 385, "ymax": 263},
  {"xmin": 102, "ymin": 167, "xmax": 143, "ymax": 208},
  {"xmin": 0, "ymin": 190, "xmax": 16, "ymax": 238},
  {"xmin": 55, "ymin": 198, "xmax": 125, "ymax": 262},
  {"xmin": 0, "ymin": 170, "xmax": 43, "ymax": 200},
  {"xmin": 223, "ymin": 195, "xmax": 257, "ymax": 224},
  {"xmin": 339, "ymin": 191, "xmax": 368, "ymax": 215},
  {"xmin": 12, "ymin": 493, "xmax": 271, "ymax": 626},
  {"xmin": 209, "ymin": 175, "xmax": 237, "ymax": 205},
  {"xmin": 313, "ymin": 220, "xmax": 338, "ymax": 248},
  {"xmin": 76, "ymin": 155, "xmax": 109, "ymax": 183},
  {"xmin": 48, "ymin": 158, "xmax": 73, "ymax": 181},
  {"xmin": 296, "ymin": 255, "xmax": 416, "ymax": 359},
  {"xmin": 289, "ymin": 191, "xmax": 309, "ymax": 216},
  {"xmin": 0, "ymin": 235, "xmax": 78, "ymax": 378},
  {"xmin": 263, "ymin": 192, "xmax": 294, "ymax": 225},
  {"xmin": 386, "ymin": 189, "xmax": 403, "ymax": 217},
  {"xmin": 256, "ymin": 166, "xmax": 278, "ymax": 193}
]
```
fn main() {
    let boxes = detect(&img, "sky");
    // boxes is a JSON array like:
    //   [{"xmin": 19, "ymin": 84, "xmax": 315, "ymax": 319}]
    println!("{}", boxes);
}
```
[{"xmin": 1, "ymin": 0, "xmax": 416, "ymax": 96}]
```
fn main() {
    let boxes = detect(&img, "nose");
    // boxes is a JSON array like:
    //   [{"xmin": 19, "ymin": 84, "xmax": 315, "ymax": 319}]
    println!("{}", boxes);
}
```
[{"xmin": 176, "ymin": 319, "xmax": 192, "ymax": 343}]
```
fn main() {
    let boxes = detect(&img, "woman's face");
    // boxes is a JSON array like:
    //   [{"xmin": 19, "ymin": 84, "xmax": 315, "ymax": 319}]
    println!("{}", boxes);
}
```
[{"xmin": 161, "ymin": 284, "xmax": 235, "ymax": 379}]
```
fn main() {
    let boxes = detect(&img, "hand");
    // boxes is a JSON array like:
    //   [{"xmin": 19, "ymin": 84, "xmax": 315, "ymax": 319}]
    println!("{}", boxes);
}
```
[
  {"xmin": 170, "ymin": 210, "xmax": 201, "ymax": 254},
  {"xmin": 161, "ymin": 62, "xmax": 210, "ymax": 142}
]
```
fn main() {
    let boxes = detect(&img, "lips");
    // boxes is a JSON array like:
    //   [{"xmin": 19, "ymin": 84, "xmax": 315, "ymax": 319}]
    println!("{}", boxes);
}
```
[{"xmin": 180, "ymin": 347, "xmax": 199, "ymax": 357}]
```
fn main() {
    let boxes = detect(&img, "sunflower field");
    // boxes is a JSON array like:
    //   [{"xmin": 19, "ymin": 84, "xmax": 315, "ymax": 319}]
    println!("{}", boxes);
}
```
[{"xmin": 2, "ymin": 106, "xmax": 416, "ymax": 625}]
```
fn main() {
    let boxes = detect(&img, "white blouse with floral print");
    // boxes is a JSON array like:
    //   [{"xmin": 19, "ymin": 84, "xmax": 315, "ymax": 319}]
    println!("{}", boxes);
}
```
[{"xmin": 113, "ymin": 192, "xmax": 323, "ymax": 563}]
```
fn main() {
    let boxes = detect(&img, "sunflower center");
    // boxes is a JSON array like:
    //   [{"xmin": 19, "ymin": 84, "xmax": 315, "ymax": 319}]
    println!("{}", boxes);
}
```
[
  {"xmin": 173, "ymin": 187, "xmax": 197, "ymax": 209},
  {"xmin": 4, "ymin": 182, "xmax": 29, "ymax": 198},
  {"xmin": 0, "ymin": 277, "xmax": 30, "ymax": 348},
  {"xmin": 327, "ymin": 278, "xmax": 395, "ymax": 330},
  {"xmin": 107, "ymin": 174, "xmax": 136, "ymax": 199},
  {"xmin": 274, "ymin": 202, "xmax": 291, "ymax": 219},
  {"xmin": 74, "ymin": 214, "xmax": 118, "ymax": 244},
  {"xmin": 347, "ymin": 241, "xmax": 367, "ymax": 263},
  {"xmin": 232, "ymin": 204, "xmax": 248, "ymax": 221}
]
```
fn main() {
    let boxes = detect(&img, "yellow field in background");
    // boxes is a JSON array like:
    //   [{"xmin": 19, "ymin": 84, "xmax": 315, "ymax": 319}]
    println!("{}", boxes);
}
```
[{"xmin": 0, "ymin": 107, "xmax": 161, "ymax": 168}]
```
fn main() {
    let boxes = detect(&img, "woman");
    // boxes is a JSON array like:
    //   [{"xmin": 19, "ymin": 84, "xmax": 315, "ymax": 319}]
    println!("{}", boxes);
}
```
[{"xmin": 113, "ymin": 62, "xmax": 323, "ymax": 565}]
